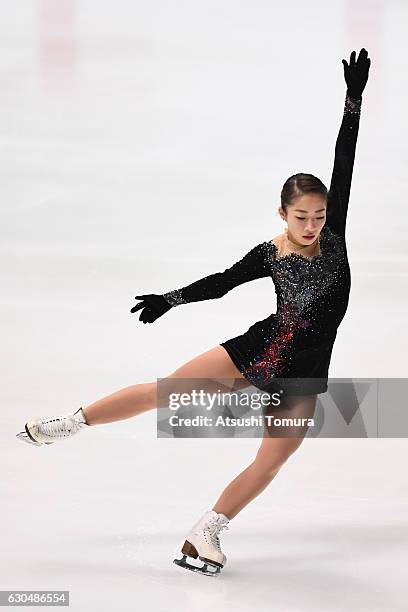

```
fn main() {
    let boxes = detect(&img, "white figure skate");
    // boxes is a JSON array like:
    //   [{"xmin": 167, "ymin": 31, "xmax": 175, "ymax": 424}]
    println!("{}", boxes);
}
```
[
  {"xmin": 173, "ymin": 510, "xmax": 230, "ymax": 577},
  {"xmin": 16, "ymin": 407, "xmax": 88, "ymax": 446}
]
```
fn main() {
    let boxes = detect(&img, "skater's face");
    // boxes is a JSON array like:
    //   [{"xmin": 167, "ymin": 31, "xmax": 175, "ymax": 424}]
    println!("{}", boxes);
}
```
[{"xmin": 279, "ymin": 194, "xmax": 327, "ymax": 245}]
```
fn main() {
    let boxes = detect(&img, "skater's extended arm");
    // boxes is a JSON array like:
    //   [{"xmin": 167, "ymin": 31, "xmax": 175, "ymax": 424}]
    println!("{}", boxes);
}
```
[
  {"xmin": 130, "ymin": 241, "xmax": 271, "ymax": 323},
  {"xmin": 161, "ymin": 242, "xmax": 270, "ymax": 306},
  {"xmin": 326, "ymin": 48, "xmax": 370, "ymax": 238}
]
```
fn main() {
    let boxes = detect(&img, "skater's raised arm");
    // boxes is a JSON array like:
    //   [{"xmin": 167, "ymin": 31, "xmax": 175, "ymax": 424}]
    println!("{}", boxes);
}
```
[
  {"xmin": 131, "ymin": 241, "xmax": 271, "ymax": 324},
  {"xmin": 326, "ymin": 94, "xmax": 362, "ymax": 237},
  {"xmin": 326, "ymin": 48, "xmax": 370, "ymax": 238}
]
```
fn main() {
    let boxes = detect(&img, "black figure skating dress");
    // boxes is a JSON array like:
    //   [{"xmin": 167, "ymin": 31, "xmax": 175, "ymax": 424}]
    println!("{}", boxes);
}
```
[{"xmin": 162, "ymin": 93, "xmax": 362, "ymax": 396}]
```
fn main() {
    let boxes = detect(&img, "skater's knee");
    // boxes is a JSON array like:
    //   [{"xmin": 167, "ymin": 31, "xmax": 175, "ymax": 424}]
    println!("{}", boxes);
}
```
[
  {"xmin": 253, "ymin": 437, "xmax": 304, "ymax": 475},
  {"xmin": 253, "ymin": 454, "xmax": 289, "ymax": 477}
]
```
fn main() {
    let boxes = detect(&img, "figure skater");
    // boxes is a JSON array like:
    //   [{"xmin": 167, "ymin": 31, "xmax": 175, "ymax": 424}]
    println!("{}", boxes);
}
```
[{"xmin": 16, "ymin": 48, "xmax": 371, "ymax": 577}]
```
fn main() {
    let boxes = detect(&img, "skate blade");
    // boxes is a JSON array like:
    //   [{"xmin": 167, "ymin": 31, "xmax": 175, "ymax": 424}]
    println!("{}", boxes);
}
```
[
  {"xmin": 16, "ymin": 432, "xmax": 43, "ymax": 446},
  {"xmin": 16, "ymin": 432, "xmax": 54, "ymax": 446},
  {"xmin": 173, "ymin": 554, "xmax": 221, "ymax": 577}
]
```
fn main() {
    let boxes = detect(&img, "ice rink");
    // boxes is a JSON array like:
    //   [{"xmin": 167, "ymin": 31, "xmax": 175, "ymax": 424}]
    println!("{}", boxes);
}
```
[{"xmin": 1, "ymin": 1, "xmax": 408, "ymax": 610}]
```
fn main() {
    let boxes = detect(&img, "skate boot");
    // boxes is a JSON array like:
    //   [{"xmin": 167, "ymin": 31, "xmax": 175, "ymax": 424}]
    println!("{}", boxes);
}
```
[
  {"xmin": 173, "ymin": 510, "xmax": 230, "ymax": 577},
  {"xmin": 16, "ymin": 407, "xmax": 89, "ymax": 446}
]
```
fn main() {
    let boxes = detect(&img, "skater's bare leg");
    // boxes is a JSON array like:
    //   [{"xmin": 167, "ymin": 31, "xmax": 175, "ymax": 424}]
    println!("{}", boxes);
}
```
[
  {"xmin": 82, "ymin": 346, "xmax": 246, "ymax": 426},
  {"xmin": 212, "ymin": 394, "xmax": 318, "ymax": 519},
  {"xmin": 82, "ymin": 382, "xmax": 156, "ymax": 425}
]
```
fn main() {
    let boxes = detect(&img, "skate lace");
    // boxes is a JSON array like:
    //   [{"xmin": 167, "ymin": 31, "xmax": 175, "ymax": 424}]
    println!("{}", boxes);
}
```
[
  {"xmin": 204, "ymin": 520, "xmax": 229, "ymax": 551},
  {"xmin": 41, "ymin": 415, "xmax": 84, "ymax": 438}
]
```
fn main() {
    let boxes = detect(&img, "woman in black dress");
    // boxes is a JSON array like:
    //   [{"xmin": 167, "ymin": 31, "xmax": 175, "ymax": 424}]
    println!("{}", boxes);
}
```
[{"xmin": 17, "ymin": 49, "xmax": 371, "ymax": 576}]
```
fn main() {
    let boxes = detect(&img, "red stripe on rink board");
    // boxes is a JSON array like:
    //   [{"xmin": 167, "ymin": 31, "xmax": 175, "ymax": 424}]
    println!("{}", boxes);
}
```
[
  {"xmin": 345, "ymin": 0, "xmax": 385, "ymax": 116},
  {"xmin": 38, "ymin": 0, "xmax": 77, "ymax": 92}
]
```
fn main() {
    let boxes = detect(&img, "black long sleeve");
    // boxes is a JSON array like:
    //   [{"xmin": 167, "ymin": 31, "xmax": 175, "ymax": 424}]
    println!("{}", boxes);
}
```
[
  {"xmin": 326, "ymin": 93, "xmax": 362, "ymax": 238},
  {"xmin": 162, "ymin": 242, "xmax": 270, "ymax": 307}
]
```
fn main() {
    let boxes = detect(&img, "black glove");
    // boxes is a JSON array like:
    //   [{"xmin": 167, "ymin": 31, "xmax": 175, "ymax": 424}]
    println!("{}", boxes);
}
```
[
  {"xmin": 342, "ymin": 47, "xmax": 371, "ymax": 99},
  {"xmin": 130, "ymin": 293, "xmax": 172, "ymax": 324}
]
